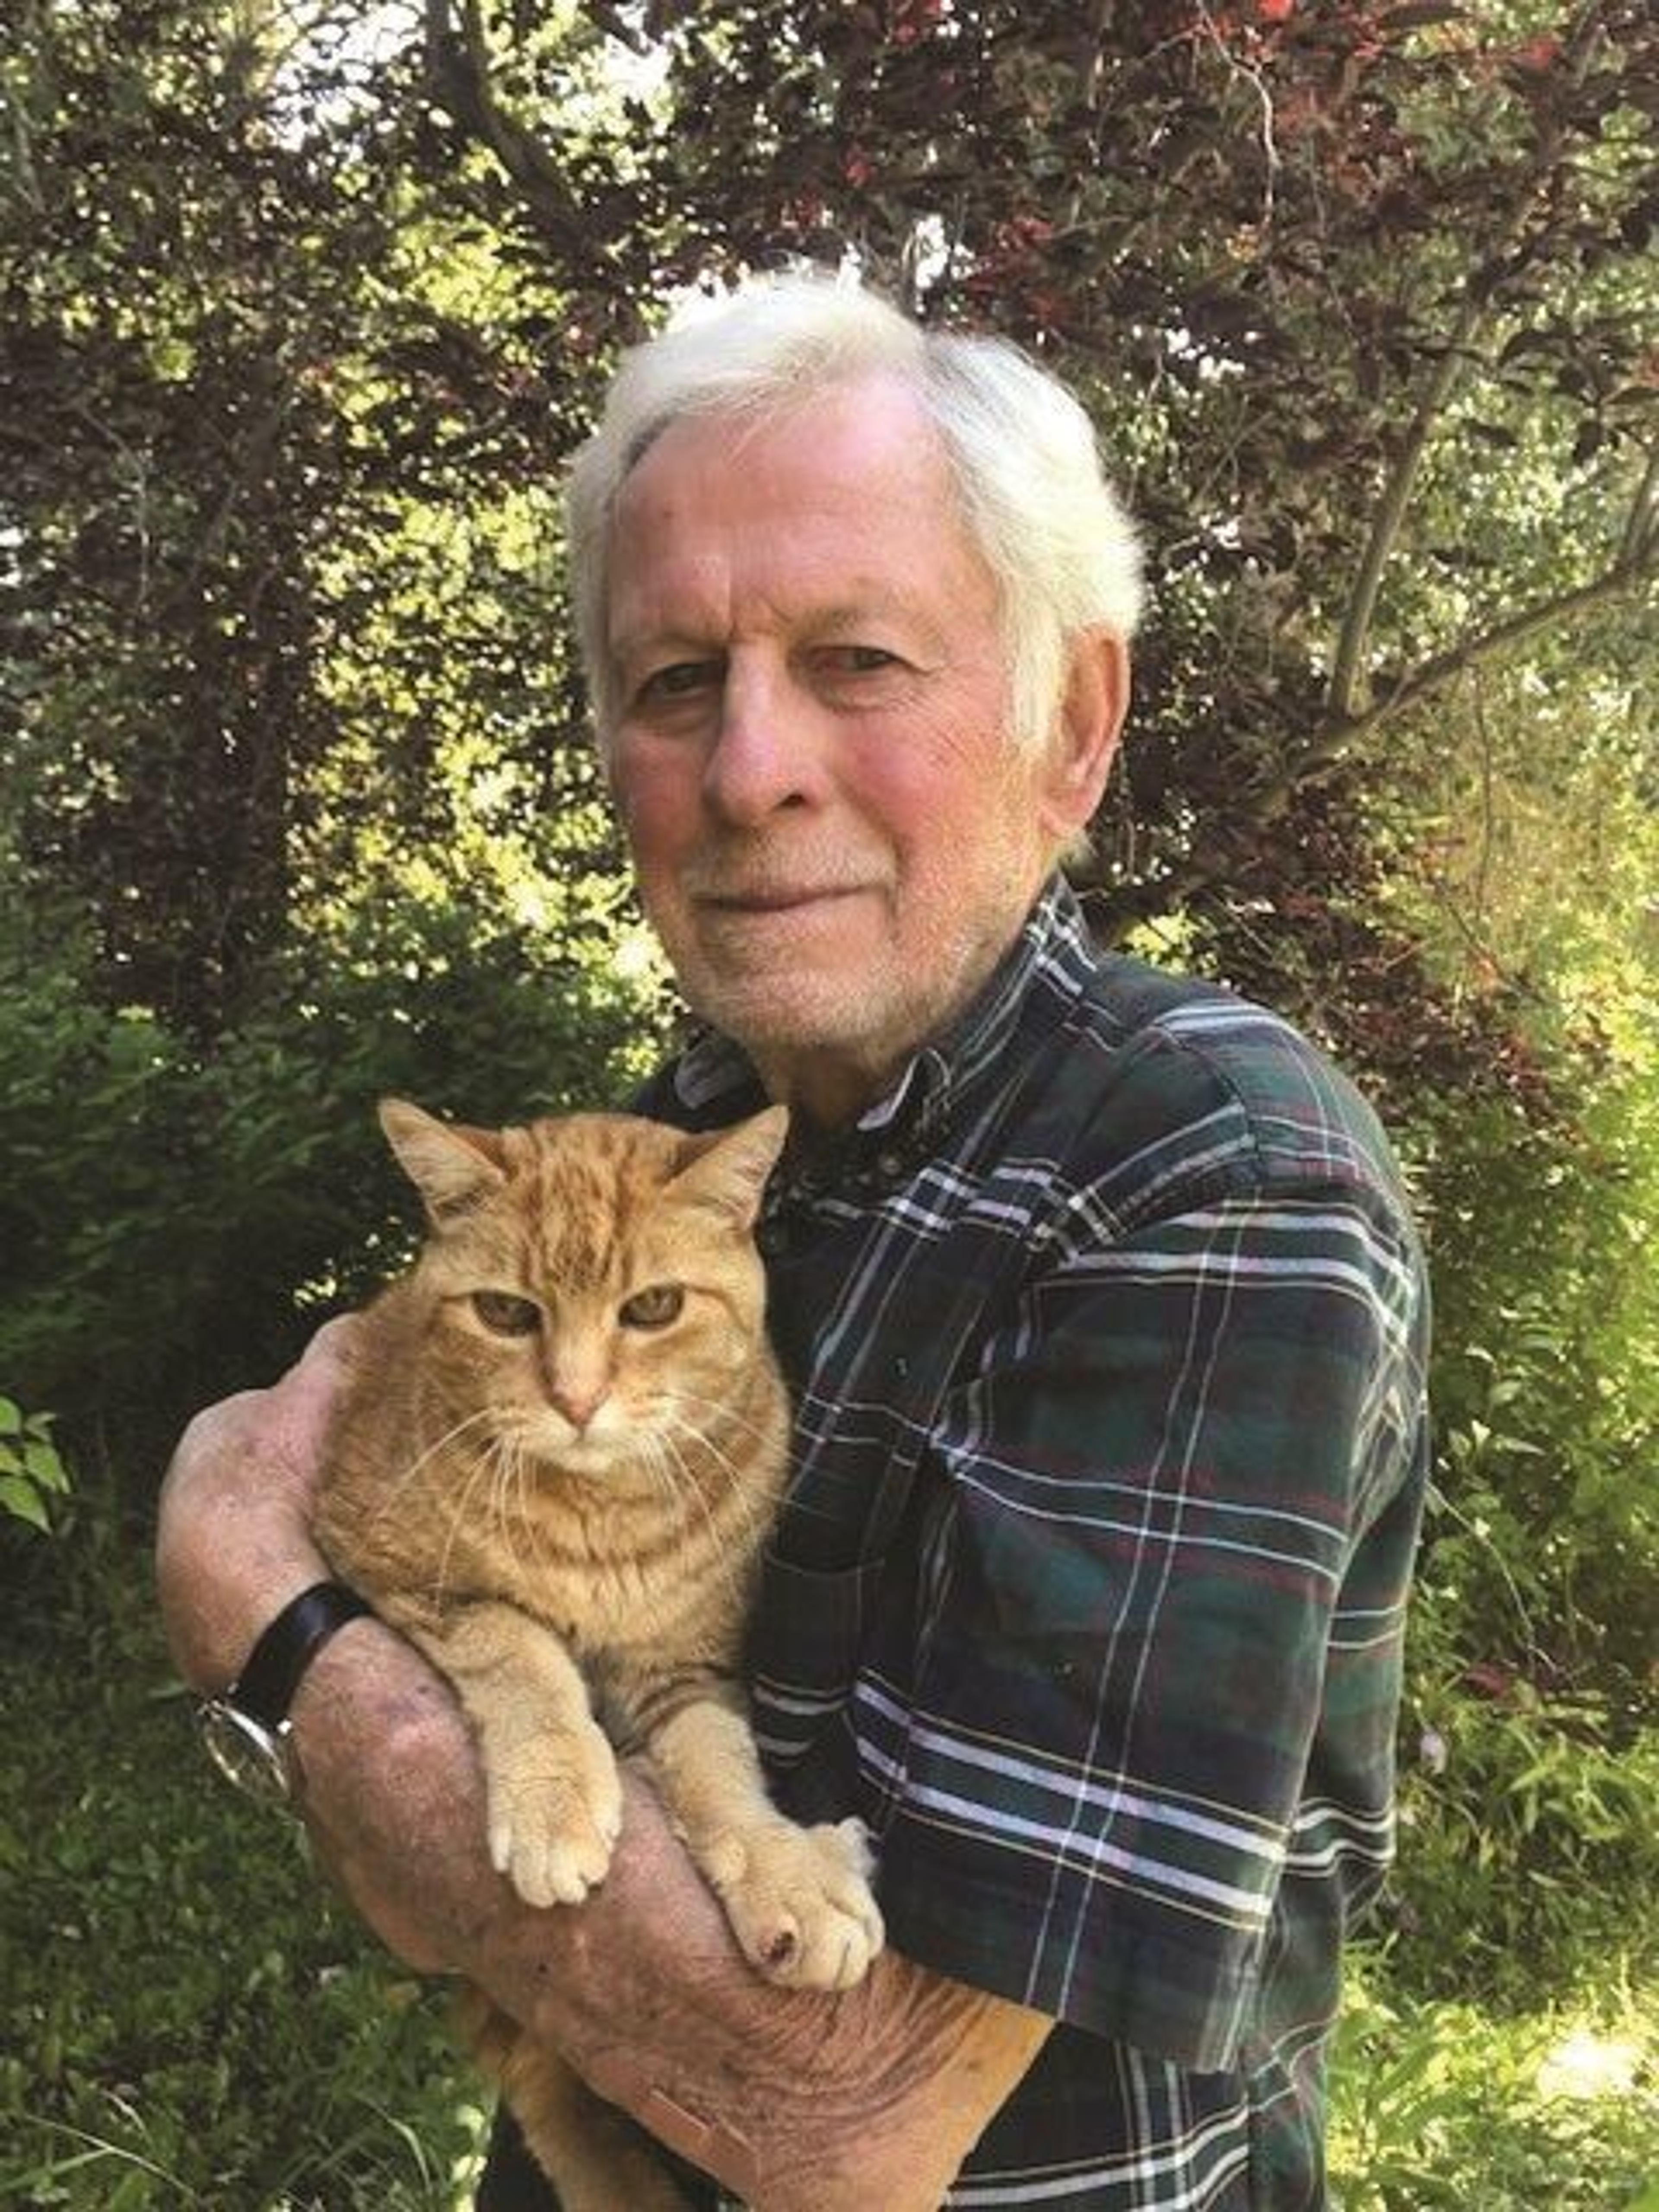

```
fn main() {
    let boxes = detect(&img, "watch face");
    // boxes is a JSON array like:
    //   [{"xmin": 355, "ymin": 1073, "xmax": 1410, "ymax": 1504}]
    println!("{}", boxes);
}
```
[{"xmin": 199, "ymin": 1699, "xmax": 294, "ymax": 1808}]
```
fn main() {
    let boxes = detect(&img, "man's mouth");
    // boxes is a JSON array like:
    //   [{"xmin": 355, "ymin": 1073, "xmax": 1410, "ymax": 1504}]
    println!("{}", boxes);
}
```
[{"xmin": 702, "ymin": 885, "xmax": 864, "ymax": 913}]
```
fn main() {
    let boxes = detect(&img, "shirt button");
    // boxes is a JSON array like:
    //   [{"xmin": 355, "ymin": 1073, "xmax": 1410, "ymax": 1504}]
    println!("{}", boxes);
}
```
[
  {"xmin": 876, "ymin": 1150, "xmax": 906, "ymax": 1179},
  {"xmin": 756, "ymin": 1220, "xmax": 788, "ymax": 1258}
]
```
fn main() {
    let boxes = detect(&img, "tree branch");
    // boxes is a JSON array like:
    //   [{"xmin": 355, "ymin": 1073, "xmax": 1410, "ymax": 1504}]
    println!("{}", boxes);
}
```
[
  {"xmin": 422, "ymin": 0, "xmax": 595, "ymax": 259},
  {"xmin": 1620, "ymin": 443, "xmax": 1658, "ymax": 569},
  {"xmin": 1194, "ymin": 0, "xmax": 1280, "ymax": 235},
  {"xmin": 1325, "ymin": 0, "xmax": 1610, "ymax": 721},
  {"xmin": 1093, "ymin": 541, "xmax": 1655, "ymax": 945},
  {"xmin": 1316, "ymin": 553, "xmax": 1655, "ymax": 763},
  {"xmin": 585, "ymin": 4, "xmax": 651, "ymax": 57},
  {"xmin": 1325, "ymin": 290, "xmax": 1485, "ymax": 722}
]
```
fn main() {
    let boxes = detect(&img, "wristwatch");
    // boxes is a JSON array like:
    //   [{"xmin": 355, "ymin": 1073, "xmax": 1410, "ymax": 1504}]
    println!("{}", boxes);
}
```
[{"xmin": 198, "ymin": 1580, "xmax": 375, "ymax": 1807}]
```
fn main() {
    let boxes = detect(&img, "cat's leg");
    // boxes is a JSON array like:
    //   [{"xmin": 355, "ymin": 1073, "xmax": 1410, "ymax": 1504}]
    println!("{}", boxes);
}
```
[
  {"xmin": 407, "ymin": 1603, "xmax": 622, "ymax": 1908},
  {"xmin": 646, "ymin": 1697, "xmax": 884, "ymax": 1993},
  {"xmin": 457, "ymin": 1990, "xmax": 698, "ymax": 2212}
]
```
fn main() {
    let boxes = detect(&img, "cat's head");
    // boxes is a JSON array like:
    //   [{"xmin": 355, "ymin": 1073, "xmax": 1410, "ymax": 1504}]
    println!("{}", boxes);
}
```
[{"xmin": 378, "ymin": 1099, "xmax": 789, "ymax": 1482}]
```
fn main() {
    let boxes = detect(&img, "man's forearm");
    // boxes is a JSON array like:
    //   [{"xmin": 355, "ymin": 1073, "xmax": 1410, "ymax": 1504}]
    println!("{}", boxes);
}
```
[
  {"xmin": 488, "ymin": 1768, "xmax": 1048, "ymax": 2212},
  {"xmin": 285, "ymin": 1624, "xmax": 1046, "ymax": 2210}
]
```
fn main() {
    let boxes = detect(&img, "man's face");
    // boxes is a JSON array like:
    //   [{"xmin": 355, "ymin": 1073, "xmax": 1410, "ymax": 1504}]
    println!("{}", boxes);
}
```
[{"xmin": 604, "ymin": 375, "xmax": 1067, "ymax": 1123}]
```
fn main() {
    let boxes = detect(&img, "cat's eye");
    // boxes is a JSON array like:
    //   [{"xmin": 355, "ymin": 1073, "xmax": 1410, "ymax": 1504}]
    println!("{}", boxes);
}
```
[
  {"xmin": 619, "ymin": 1283, "xmax": 684, "ymax": 1330},
  {"xmin": 470, "ymin": 1290, "xmax": 541, "ymax": 1337}
]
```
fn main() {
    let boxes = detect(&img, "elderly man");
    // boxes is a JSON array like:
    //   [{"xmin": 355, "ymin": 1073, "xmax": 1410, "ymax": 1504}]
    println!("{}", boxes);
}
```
[{"xmin": 158, "ymin": 276, "xmax": 1430, "ymax": 2211}]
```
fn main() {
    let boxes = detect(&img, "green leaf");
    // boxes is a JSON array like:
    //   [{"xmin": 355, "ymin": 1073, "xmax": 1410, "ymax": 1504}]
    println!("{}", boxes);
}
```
[
  {"xmin": 0, "ymin": 1475, "xmax": 49, "ymax": 1532},
  {"xmin": 0, "ymin": 1395, "xmax": 21, "ymax": 1436},
  {"xmin": 22, "ymin": 1441, "xmax": 69, "ymax": 1492}
]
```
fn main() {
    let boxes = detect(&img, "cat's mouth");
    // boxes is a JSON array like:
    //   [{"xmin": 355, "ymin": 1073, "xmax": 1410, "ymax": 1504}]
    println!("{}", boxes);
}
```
[{"xmin": 495, "ymin": 1409, "xmax": 615, "ymax": 1475}]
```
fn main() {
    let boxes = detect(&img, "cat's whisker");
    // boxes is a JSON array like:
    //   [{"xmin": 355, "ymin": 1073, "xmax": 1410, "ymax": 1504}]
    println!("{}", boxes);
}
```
[
  {"xmin": 429, "ymin": 1436, "xmax": 502, "ymax": 1610},
  {"xmin": 658, "ymin": 1387, "xmax": 778, "ymax": 1447},
  {"xmin": 370, "ymin": 1406, "xmax": 499, "ymax": 1529},
  {"xmin": 508, "ymin": 1435, "xmax": 563, "ymax": 1584},
  {"xmin": 656, "ymin": 1426, "xmax": 753, "ymax": 1618},
  {"xmin": 658, "ymin": 1409, "xmax": 774, "ymax": 1549},
  {"xmin": 656, "ymin": 1402, "xmax": 740, "ymax": 1471},
  {"xmin": 477, "ymin": 1421, "xmax": 567, "ymax": 1587},
  {"xmin": 650, "ymin": 1426, "xmax": 704, "ymax": 1518},
  {"xmin": 671, "ymin": 1407, "xmax": 836, "ymax": 1538},
  {"xmin": 498, "ymin": 1431, "xmax": 527, "ymax": 1558},
  {"xmin": 636, "ymin": 1433, "xmax": 681, "ymax": 1518},
  {"xmin": 488, "ymin": 1427, "xmax": 531, "ymax": 1567},
  {"xmin": 486, "ymin": 1433, "xmax": 519, "ymax": 1563}
]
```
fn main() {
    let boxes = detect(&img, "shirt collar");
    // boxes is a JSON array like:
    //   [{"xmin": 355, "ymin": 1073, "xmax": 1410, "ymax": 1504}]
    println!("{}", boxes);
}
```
[{"xmin": 670, "ymin": 874, "xmax": 1089, "ymax": 1156}]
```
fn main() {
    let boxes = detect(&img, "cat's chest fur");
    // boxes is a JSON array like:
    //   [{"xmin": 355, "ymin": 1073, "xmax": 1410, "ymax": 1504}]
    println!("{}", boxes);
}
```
[{"xmin": 455, "ymin": 1490, "xmax": 762, "ymax": 1662}]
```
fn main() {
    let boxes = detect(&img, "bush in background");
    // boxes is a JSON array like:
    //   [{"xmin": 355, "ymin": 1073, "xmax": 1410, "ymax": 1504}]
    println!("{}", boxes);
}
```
[
  {"xmin": 0, "ymin": 1391, "xmax": 70, "ymax": 1533},
  {"xmin": 0, "ymin": 887, "xmax": 663, "ymax": 1476}
]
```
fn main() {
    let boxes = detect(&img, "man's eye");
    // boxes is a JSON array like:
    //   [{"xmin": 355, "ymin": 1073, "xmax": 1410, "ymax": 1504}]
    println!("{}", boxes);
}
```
[
  {"xmin": 471, "ymin": 1290, "xmax": 541, "ymax": 1336},
  {"xmin": 823, "ymin": 645, "xmax": 897, "ymax": 674},
  {"xmin": 638, "ymin": 661, "xmax": 718, "ymax": 703},
  {"xmin": 619, "ymin": 1283, "xmax": 685, "ymax": 1330}
]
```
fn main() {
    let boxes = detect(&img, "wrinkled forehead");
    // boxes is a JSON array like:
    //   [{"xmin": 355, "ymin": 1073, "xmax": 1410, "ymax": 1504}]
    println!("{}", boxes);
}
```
[
  {"xmin": 611, "ymin": 380, "xmax": 961, "ymax": 560},
  {"xmin": 605, "ymin": 385, "xmax": 995, "ymax": 670}
]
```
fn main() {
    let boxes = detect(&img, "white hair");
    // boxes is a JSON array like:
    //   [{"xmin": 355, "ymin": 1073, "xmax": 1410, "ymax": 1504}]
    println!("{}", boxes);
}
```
[{"xmin": 565, "ymin": 271, "xmax": 1144, "ymax": 755}]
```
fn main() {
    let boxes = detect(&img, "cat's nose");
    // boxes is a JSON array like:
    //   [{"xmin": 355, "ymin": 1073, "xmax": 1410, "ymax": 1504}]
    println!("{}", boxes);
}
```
[{"xmin": 550, "ymin": 1383, "xmax": 606, "ymax": 1432}]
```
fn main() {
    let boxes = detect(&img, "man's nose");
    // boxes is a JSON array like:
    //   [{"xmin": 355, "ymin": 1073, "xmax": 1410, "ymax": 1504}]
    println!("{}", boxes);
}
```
[{"xmin": 702, "ymin": 661, "xmax": 820, "ymax": 827}]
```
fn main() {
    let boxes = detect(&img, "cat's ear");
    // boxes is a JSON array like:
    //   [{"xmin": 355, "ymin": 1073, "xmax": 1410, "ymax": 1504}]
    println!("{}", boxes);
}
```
[
  {"xmin": 669, "ymin": 1105, "xmax": 789, "ymax": 1228},
  {"xmin": 378, "ymin": 1098, "xmax": 508, "ymax": 1221}
]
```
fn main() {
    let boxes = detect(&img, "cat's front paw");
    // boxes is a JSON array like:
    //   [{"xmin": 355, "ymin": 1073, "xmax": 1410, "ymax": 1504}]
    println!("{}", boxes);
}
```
[
  {"xmin": 709, "ymin": 1817, "xmax": 884, "ymax": 1992},
  {"xmin": 485, "ymin": 1717, "xmax": 623, "ymax": 1910}
]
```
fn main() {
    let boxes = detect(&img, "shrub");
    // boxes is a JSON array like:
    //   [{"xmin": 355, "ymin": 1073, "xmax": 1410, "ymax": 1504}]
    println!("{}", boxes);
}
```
[
  {"xmin": 0, "ymin": 890, "xmax": 665, "ymax": 1478},
  {"xmin": 0, "ymin": 1393, "xmax": 70, "ymax": 1535}
]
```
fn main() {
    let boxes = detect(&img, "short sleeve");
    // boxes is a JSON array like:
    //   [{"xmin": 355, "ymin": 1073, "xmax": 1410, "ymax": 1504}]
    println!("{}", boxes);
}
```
[{"xmin": 867, "ymin": 1182, "xmax": 1427, "ymax": 2072}]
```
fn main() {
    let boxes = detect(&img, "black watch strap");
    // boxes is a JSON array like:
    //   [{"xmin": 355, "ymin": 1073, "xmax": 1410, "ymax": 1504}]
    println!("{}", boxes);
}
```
[{"xmin": 231, "ymin": 1580, "xmax": 375, "ymax": 1728}]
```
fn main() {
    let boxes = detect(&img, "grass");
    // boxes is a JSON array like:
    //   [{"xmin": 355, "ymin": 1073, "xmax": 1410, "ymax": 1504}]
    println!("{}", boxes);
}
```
[
  {"xmin": 1329, "ymin": 1960, "xmax": 1659, "ymax": 2209},
  {"xmin": 0, "ymin": 1503, "xmax": 485, "ymax": 2212},
  {"xmin": 3, "ymin": 1491, "xmax": 1656, "ymax": 2210}
]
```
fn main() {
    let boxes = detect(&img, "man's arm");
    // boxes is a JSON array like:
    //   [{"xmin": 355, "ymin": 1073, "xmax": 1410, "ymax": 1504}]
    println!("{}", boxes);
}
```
[{"xmin": 155, "ymin": 1332, "xmax": 1049, "ymax": 2212}]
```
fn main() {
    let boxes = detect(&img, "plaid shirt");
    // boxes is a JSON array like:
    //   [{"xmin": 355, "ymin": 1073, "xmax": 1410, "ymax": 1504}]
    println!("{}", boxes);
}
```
[
  {"xmin": 623, "ymin": 876, "xmax": 1432, "ymax": 2209},
  {"xmin": 630, "ymin": 876, "xmax": 1430, "ymax": 2211}
]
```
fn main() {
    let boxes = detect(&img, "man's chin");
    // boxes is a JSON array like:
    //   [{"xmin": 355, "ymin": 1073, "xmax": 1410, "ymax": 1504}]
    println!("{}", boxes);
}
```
[{"xmin": 689, "ymin": 969, "xmax": 904, "ymax": 1061}]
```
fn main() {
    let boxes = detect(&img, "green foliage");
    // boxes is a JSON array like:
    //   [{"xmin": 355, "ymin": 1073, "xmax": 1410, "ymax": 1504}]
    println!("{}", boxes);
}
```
[
  {"xmin": 1387, "ymin": 1589, "xmax": 1659, "ymax": 2005},
  {"xmin": 1328, "ymin": 1956, "xmax": 1659, "ymax": 2211},
  {"xmin": 6, "ymin": 0, "xmax": 1655, "ymax": 1086},
  {"xmin": 1, "ymin": 0, "xmax": 615, "ymax": 1040},
  {"xmin": 1405, "ymin": 1058, "xmax": 1659, "ymax": 1688},
  {"xmin": 0, "ymin": 1392, "xmax": 70, "ymax": 1534},
  {"xmin": 1363, "ymin": 768, "xmax": 1659, "ymax": 2021},
  {"xmin": 0, "ymin": 1502, "xmax": 486, "ymax": 2212},
  {"xmin": 3, "ymin": 1506, "xmax": 1654, "ymax": 2212}
]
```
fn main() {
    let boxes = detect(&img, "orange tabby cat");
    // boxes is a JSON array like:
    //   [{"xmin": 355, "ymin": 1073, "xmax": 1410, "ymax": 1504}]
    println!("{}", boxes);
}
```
[{"xmin": 316, "ymin": 1100, "xmax": 884, "ymax": 2211}]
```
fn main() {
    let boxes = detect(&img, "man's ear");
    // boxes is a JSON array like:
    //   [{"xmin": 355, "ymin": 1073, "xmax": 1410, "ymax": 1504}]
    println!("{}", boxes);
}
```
[{"xmin": 1037, "ymin": 630, "xmax": 1131, "ymax": 845}]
